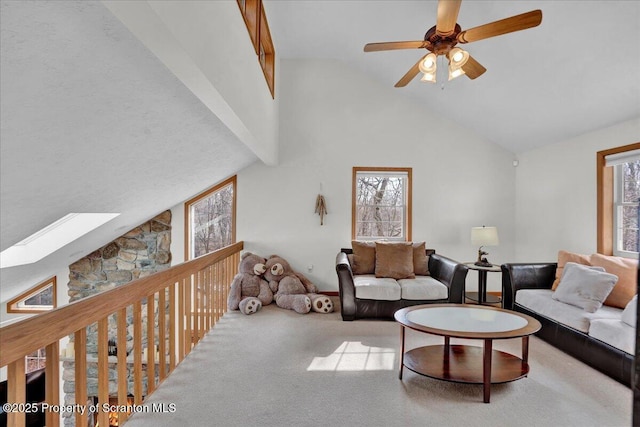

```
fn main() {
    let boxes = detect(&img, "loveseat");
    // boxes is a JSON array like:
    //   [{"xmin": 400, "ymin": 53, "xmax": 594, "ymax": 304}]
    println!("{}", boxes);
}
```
[
  {"xmin": 336, "ymin": 242, "xmax": 468, "ymax": 321},
  {"xmin": 502, "ymin": 251, "xmax": 636, "ymax": 386}
]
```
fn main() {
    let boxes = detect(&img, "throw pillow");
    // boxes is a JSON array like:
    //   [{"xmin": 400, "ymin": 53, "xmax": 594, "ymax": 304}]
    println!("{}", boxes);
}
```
[
  {"xmin": 375, "ymin": 242, "xmax": 415, "ymax": 279},
  {"xmin": 551, "ymin": 250, "xmax": 591, "ymax": 290},
  {"xmin": 552, "ymin": 262, "xmax": 618, "ymax": 313},
  {"xmin": 351, "ymin": 241, "xmax": 376, "ymax": 275},
  {"xmin": 621, "ymin": 295, "xmax": 637, "ymax": 327},
  {"xmin": 590, "ymin": 253, "xmax": 638, "ymax": 309},
  {"xmin": 413, "ymin": 242, "xmax": 430, "ymax": 276}
]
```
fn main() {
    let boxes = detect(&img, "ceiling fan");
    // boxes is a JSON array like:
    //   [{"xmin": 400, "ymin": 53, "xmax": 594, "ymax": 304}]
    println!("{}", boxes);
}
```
[{"xmin": 364, "ymin": 0, "xmax": 542, "ymax": 87}]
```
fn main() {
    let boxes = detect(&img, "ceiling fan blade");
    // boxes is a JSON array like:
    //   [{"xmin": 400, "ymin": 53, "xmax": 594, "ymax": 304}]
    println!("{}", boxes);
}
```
[
  {"xmin": 462, "ymin": 55, "xmax": 486, "ymax": 80},
  {"xmin": 457, "ymin": 9, "xmax": 542, "ymax": 44},
  {"xmin": 436, "ymin": 0, "xmax": 462, "ymax": 36},
  {"xmin": 364, "ymin": 41, "xmax": 430, "ymax": 52},
  {"xmin": 394, "ymin": 54, "xmax": 428, "ymax": 87}
]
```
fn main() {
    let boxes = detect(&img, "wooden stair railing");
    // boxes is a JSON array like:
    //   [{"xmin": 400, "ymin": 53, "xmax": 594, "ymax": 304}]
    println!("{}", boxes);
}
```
[{"xmin": 1, "ymin": 241, "xmax": 243, "ymax": 427}]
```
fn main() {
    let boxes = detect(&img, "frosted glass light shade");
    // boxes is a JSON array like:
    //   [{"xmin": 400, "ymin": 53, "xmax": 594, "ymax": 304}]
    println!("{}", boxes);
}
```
[{"xmin": 471, "ymin": 226, "xmax": 499, "ymax": 247}]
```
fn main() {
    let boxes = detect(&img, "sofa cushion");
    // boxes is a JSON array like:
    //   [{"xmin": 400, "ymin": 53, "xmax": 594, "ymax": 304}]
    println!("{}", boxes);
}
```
[
  {"xmin": 375, "ymin": 242, "xmax": 415, "ymax": 279},
  {"xmin": 398, "ymin": 276, "xmax": 447, "ymax": 300},
  {"xmin": 353, "ymin": 275, "xmax": 401, "ymax": 301},
  {"xmin": 552, "ymin": 250, "xmax": 591, "ymax": 290},
  {"xmin": 352, "ymin": 241, "xmax": 376, "ymax": 275},
  {"xmin": 516, "ymin": 289, "xmax": 621, "ymax": 332},
  {"xmin": 590, "ymin": 253, "xmax": 638, "ymax": 309},
  {"xmin": 412, "ymin": 242, "xmax": 430, "ymax": 276},
  {"xmin": 622, "ymin": 295, "xmax": 637, "ymax": 327},
  {"xmin": 589, "ymin": 318, "xmax": 635, "ymax": 355},
  {"xmin": 552, "ymin": 262, "xmax": 618, "ymax": 313}
]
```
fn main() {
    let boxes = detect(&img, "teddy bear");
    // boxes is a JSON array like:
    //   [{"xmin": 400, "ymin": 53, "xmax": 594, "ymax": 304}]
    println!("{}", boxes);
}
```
[
  {"xmin": 227, "ymin": 252, "xmax": 273, "ymax": 315},
  {"xmin": 264, "ymin": 255, "xmax": 333, "ymax": 314}
]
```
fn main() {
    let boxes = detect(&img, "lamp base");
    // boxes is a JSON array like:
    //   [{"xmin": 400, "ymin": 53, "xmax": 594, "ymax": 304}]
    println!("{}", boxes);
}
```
[{"xmin": 474, "ymin": 260, "xmax": 493, "ymax": 267}]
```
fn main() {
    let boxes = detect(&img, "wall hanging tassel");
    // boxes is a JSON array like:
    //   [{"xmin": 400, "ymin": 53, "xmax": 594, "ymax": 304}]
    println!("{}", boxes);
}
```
[{"xmin": 315, "ymin": 194, "xmax": 328, "ymax": 225}]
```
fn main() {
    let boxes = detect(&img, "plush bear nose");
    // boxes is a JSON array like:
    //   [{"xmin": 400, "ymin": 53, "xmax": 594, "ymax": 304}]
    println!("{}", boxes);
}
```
[
  {"xmin": 271, "ymin": 263, "xmax": 283, "ymax": 275},
  {"xmin": 254, "ymin": 263, "xmax": 266, "ymax": 274}
]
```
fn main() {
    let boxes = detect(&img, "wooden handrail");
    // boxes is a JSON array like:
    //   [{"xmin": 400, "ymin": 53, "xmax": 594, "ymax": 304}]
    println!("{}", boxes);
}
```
[
  {"xmin": 3, "ymin": 241, "xmax": 243, "ymax": 427},
  {"xmin": 0, "ymin": 241, "xmax": 243, "ymax": 366}
]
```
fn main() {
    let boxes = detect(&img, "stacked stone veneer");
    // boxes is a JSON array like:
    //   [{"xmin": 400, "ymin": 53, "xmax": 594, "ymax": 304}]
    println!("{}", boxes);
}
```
[{"xmin": 62, "ymin": 211, "xmax": 171, "ymax": 427}]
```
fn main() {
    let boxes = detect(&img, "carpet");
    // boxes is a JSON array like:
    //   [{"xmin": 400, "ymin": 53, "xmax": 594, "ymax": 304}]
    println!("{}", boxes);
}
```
[{"xmin": 125, "ymin": 301, "xmax": 631, "ymax": 427}]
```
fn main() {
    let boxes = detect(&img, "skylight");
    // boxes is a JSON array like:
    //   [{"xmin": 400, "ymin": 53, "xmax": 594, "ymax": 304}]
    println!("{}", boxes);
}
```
[{"xmin": 0, "ymin": 213, "xmax": 119, "ymax": 268}]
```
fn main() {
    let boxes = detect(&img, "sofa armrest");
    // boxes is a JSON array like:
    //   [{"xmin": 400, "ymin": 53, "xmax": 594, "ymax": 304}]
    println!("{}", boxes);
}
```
[
  {"xmin": 428, "ymin": 253, "xmax": 468, "ymax": 304},
  {"xmin": 501, "ymin": 263, "xmax": 557, "ymax": 310},
  {"xmin": 336, "ymin": 251, "xmax": 356, "ymax": 321}
]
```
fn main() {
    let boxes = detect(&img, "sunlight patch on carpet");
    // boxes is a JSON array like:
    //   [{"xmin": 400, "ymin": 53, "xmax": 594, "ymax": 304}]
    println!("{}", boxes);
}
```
[{"xmin": 307, "ymin": 341, "xmax": 395, "ymax": 371}]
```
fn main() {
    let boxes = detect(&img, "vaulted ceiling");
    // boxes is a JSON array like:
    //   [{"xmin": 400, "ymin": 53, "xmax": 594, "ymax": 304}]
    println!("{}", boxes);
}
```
[
  {"xmin": 1, "ymin": 0, "xmax": 639, "ymax": 304},
  {"xmin": 265, "ymin": 0, "xmax": 640, "ymax": 153}
]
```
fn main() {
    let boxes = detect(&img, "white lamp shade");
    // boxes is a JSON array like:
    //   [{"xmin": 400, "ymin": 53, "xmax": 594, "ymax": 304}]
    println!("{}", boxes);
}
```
[{"xmin": 471, "ymin": 226, "xmax": 499, "ymax": 246}]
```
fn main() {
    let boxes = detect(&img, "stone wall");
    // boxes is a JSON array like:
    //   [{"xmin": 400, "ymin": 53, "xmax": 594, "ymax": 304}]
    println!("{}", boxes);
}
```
[{"xmin": 63, "ymin": 211, "xmax": 171, "ymax": 426}]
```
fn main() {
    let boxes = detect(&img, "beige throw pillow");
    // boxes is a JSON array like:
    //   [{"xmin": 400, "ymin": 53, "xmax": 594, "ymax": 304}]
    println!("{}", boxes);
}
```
[
  {"xmin": 590, "ymin": 253, "xmax": 638, "ymax": 309},
  {"xmin": 413, "ymin": 242, "xmax": 430, "ymax": 276},
  {"xmin": 375, "ymin": 242, "xmax": 415, "ymax": 279},
  {"xmin": 351, "ymin": 241, "xmax": 376, "ymax": 274},
  {"xmin": 552, "ymin": 250, "xmax": 592, "ymax": 290},
  {"xmin": 552, "ymin": 262, "xmax": 618, "ymax": 313}
]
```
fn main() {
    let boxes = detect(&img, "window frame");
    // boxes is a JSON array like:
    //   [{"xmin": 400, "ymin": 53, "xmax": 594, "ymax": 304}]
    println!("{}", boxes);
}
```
[
  {"xmin": 352, "ymin": 167, "xmax": 412, "ymax": 242},
  {"xmin": 7, "ymin": 276, "xmax": 57, "ymax": 313},
  {"xmin": 612, "ymin": 158, "xmax": 640, "ymax": 257},
  {"xmin": 237, "ymin": 0, "xmax": 275, "ymax": 98},
  {"xmin": 596, "ymin": 142, "xmax": 640, "ymax": 256},
  {"xmin": 184, "ymin": 175, "xmax": 237, "ymax": 261}
]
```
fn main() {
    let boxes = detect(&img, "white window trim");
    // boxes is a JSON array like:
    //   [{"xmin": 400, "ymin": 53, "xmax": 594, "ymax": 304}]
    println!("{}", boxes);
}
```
[{"xmin": 612, "ymin": 162, "xmax": 639, "ymax": 258}]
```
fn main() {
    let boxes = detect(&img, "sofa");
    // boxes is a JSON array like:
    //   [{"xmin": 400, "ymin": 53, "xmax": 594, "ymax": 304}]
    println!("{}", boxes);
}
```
[
  {"xmin": 502, "ymin": 251, "xmax": 636, "ymax": 387},
  {"xmin": 335, "ymin": 241, "xmax": 468, "ymax": 321}
]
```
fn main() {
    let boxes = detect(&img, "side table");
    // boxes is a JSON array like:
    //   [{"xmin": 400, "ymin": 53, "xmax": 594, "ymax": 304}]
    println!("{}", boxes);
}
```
[{"xmin": 464, "ymin": 263, "xmax": 502, "ymax": 305}]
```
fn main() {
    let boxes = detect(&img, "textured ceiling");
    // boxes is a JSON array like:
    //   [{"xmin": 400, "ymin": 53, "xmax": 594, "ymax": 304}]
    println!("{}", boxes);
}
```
[
  {"xmin": 0, "ymin": 0, "xmax": 257, "ymax": 300},
  {"xmin": 264, "ymin": 0, "xmax": 640, "ymax": 153}
]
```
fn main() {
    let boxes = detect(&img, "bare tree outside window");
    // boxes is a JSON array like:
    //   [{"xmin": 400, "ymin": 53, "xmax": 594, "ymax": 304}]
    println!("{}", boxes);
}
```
[
  {"xmin": 616, "ymin": 160, "xmax": 640, "ymax": 254},
  {"xmin": 186, "ymin": 176, "xmax": 236, "ymax": 259},
  {"xmin": 353, "ymin": 168, "xmax": 412, "ymax": 241}
]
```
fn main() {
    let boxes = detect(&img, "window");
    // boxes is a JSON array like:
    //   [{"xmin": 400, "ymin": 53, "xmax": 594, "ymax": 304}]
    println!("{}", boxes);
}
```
[
  {"xmin": 352, "ymin": 167, "xmax": 412, "ymax": 241},
  {"xmin": 7, "ymin": 276, "xmax": 57, "ymax": 313},
  {"xmin": 597, "ymin": 143, "xmax": 640, "ymax": 256},
  {"xmin": 25, "ymin": 348, "xmax": 46, "ymax": 374},
  {"xmin": 185, "ymin": 176, "xmax": 236, "ymax": 260},
  {"xmin": 237, "ymin": 0, "xmax": 275, "ymax": 98}
]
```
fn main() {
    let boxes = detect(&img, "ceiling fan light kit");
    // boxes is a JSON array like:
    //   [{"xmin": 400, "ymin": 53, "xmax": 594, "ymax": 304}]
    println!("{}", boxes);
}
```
[{"xmin": 364, "ymin": 0, "xmax": 542, "ymax": 87}]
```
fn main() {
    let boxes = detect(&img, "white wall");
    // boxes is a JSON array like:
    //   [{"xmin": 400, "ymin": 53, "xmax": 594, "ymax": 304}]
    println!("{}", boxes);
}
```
[
  {"xmin": 103, "ymin": 0, "xmax": 279, "ymax": 165},
  {"xmin": 514, "ymin": 117, "xmax": 640, "ymax": 262},
  {"xmin": 237, "ymin": 59, "xmax": 517, "ymax": 293}
]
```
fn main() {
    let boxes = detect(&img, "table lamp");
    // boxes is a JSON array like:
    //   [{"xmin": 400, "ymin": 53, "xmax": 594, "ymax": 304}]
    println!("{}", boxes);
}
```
[{"xmin": 471, "ymin": 226, "xmax": 499, "ymax": 267}]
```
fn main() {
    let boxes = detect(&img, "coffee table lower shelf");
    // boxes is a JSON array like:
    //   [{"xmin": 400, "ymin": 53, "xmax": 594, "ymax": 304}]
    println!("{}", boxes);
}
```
[{"xmin": 403, "ymin": 344, "xmax": 530, "ymax": 384}]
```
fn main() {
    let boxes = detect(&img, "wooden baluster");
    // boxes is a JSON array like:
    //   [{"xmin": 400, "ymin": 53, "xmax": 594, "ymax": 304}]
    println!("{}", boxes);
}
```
[
  {"xmin": 194, "ymin": 271, "xmax": 201, "ymax": 343},
  {"xmin": 97, "ymin": 319, "xmax": 109, "ymax": 427},
  {"xmin": 185, "ymin": 276, "xmax": 192, "ymax": 355},
  {"xmin": 206, "ymin": 265, "xmax": 213, "ymax": 331},
  {"xmin": 74, "ymin": 329, "xmax": 88, "ymax": 427},
  {"xmin": 133, "ymin": 301, "xmax": 143, "ymax": 405},
  {"xmin": 45, "ymin": 341, "xmax": 60, "ymax": 427},
  {"xmin": 158, "ymin": 288, "xmax": 167, "ymax": 381},
  {"xmin": 169, "ymin": 281, "xmax": 176, "ymax": 371},
  {"xmin": 117, "ymin": 308, "xmax": 128, "ymax": 426},
  {"xmin": 7, "ymin": 357, "xmax": 26, "ymax": 427},
  {"xmin": 178, "ymin": 278, "xmax": 185, "ymax": 364},
  {"xmin": 146, "ymin": 294, "xmax": 156, "ymax": 395}
]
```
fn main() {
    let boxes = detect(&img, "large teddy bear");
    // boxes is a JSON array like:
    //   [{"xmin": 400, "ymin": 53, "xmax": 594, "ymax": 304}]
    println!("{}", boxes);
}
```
[
  {"xmin": 227, "ymin": 252, "xmax": 273, "ymax": 315},
  {"xmin": 264, "ymin": 255, "xmax": 333, "ymax": 314}
]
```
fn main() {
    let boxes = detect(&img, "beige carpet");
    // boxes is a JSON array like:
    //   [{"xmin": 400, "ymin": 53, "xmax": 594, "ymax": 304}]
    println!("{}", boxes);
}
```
[{"xmin": 126, "ymin": 300, "xmax": 631, "ymax": 427}]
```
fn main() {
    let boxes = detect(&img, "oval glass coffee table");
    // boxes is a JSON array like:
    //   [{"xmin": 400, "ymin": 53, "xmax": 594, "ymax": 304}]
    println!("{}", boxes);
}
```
[{"xmin": 394, "ymin": 304, "xmax": 541, "ymax": 403}]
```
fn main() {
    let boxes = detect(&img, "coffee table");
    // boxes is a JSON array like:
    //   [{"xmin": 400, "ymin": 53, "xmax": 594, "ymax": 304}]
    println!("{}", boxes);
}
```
[{"xmin": 394, "ymin": 304, "xmax": 541, "ymax": 403}]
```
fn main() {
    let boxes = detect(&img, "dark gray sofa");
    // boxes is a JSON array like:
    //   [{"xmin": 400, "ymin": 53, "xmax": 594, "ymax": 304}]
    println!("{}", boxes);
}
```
[
  {"xmin": 501, "ymin": 262, "xmax": 633, "ymax": 387},
  {"xmin": 336, "ymin": 248, "xmax": 468, "ymax": 320}
]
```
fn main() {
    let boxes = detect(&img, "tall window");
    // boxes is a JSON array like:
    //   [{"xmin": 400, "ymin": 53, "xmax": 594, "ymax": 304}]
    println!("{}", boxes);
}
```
[
  {"xmin": 237, "ymin": 0, "xmax": 275, "ymax": 98},
  {"xmin": 185, "ymin": 176, "xmax": 236, "ymax": 260},
  {"xmin": 597, "ymin": 143, "xmax": 640, "ymax": 256},
  {"xmin": 352, "ymin": 167, "xmax": 412, "ymax": 241},
  {"xmin": 612, "ymin": 155, "xmax": 640, "ymax": 256}
]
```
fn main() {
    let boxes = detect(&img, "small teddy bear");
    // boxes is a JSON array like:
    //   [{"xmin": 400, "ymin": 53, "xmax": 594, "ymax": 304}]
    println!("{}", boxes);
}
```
[
  {"xmin": 227, "ymin": 252, "xmax": 273, "ymax": 315},
  {"xmin": 264, "ymin": 255, "xmax": 333, "ymax": 314}
]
